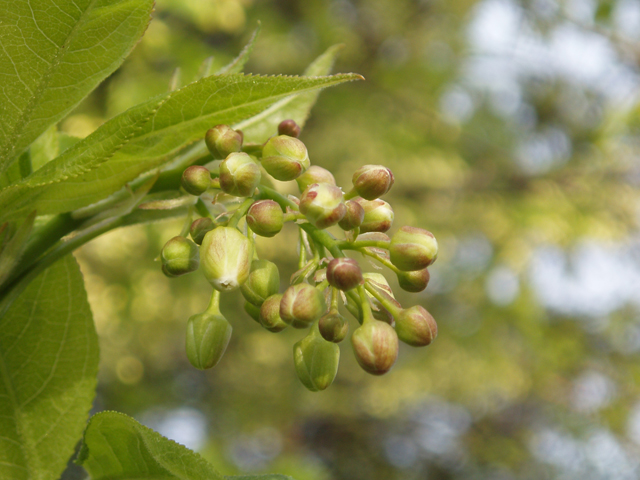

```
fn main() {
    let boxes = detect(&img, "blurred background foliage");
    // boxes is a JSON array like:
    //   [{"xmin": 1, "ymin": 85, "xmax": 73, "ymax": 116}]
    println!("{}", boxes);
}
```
[{"xmin": 65, "ymin": 0, "xmax": 640, "ymax": 478}]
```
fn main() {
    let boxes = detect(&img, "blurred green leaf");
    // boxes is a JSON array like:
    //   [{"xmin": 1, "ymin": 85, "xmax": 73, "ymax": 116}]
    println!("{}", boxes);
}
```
[{"xmin": 216, "ymin": 24, "xmax": 261, "ymax": 75}]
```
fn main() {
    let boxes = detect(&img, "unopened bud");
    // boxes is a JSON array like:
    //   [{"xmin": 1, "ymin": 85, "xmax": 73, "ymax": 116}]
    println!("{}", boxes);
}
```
[
  {"xmin": 181, "ymin": 166, "xmax": 211, "ymax": 196},
  {"xmin": 397, "ymin": 268, "xmax": 430, "ymax": 292},
  {"xmin": 205, "ymin": 125, "xmax": 243, "ymax": 159},
  {"xmin": 261, "ymin": 135, "xmax": 310, "ymax": 181},
  {"xmin": 185, "ymin": 312, "xmax": 232, "ymax": 369},
  {"xmin": 278, "ymin": 119, "xmax": 301, "ymax": 138},
  {"xmin": 200, "ymin": 227, "xmax": 252, "ymax": 291},
  {"xmin": 280, "ymin": 283, "xmax": 327, "ymax": 328},
  {"xmin": 296, "ymin": 165, "xmax": 336, "ymax": 192},
  {"xmin": 351, "ymin": 320, "xmax": 399, "ymax": 375},
  {"xmin": 259, "ymin": 294, "xmax": 288, "ymax": 332},
  {"xmin": 161, "ymin": 236, "xmax": 199, "ymax": 277},
  {"xmin": 352, "ymin": 165, "xmax": 394, "ymax": 200},
  {"xmin": 395, "ymin": 305, "xmax": 437, "ymax": 346},
  {"xmin": 326, "ymin": 257, "xmax": 363, "ymax": 291},
  {"xmin": 353, "ymin": 198, "xmax": 394, "ymax": 233},
  {"xmin": 338, "ymin": 200, "xmax": 365, "ymax": 231},
  {"xmin": 244, "ymin": 301, "xmax": 262, "ymax": 324},
  {"xmin": 190, "ymin": 218, "xmax": 215, "ymax": 245},
  {"xmin": 246, "ymin": 200, "xmax": 284, "ymax": 237},
  {"xmin": 241, "ymin": 259, "xmax": 280, "ymax": 306},
  {"xmin": 294, "ymin": 327, "xmax": 340, "ymax": 391},
  {"xmin": 389, "ymin": 227, "xmax": 438, "ymax": 271},
  {"xmin": 318, "ymin": 310, "xmax": 349, "ymax": 343},
  {"xmin": 299, "ymin": 183, "xmax": 346, "ymax": 228},
  {"xmin": 219, "ymin": 152, "xmax": 261, "ymax": 197}
]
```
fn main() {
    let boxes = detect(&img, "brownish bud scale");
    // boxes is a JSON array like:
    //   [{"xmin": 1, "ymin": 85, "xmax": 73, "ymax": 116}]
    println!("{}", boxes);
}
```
[
  {"xmin": 278, "ymin": 119, "xmax": 301, "ymax": 138},
  {"xmin": 259, "ymin": 294, "xmax": 288, "ymax": 332},
  {"xmin": 296, "ymin": 165, "xmax": 336, "ymax": 192},
  {"xmin": 161, "ymin": 236, "xmax": 199, "ymax": 277},
  {"xmin": 185, "ymin": 312, "xmax": 232, "ymax": 369},
  {"xmin": 326, "ymin": 257, "xmax": 363, "ymax": 291},
  {"xmin": 181, "ymin": 166, "xmax": 211, "ymax": 196},
  {"xmin": 338, "ymin": 200, "xmax": 365, "ymax": 231},
  {"xmin": 200, "ymin": 227, "xmax": 252, "ymax": 291},
  {"xmin": 190, "ymin": 217, "xmax": 215, "ymax": 245},
  {"xmin": 354, "ymin": 198, "xmax": 394, "ymax": 233},
  {"xmin": 318, "ymin": 310, "xmax": 349, "ymax": 343},
  {"xmin": 351, "ymin": 320, "xmax": 399, "ymax": 375},
  {"xmin": 261, "ymin": 135, "xmax": 310, "ymax": 181},
  {"xmin": 244, "ymin": 301, "xmax": 262, "ymax": 324},
  {"xmin": 246, "ymin": 200, "xmax": 284, "ymax": 237},
  {"xmin": 352, "ymin": 164, "xmax": 394, "ymax": 200},
  {"xmin": 280, "ymin": 283, "xmax": 327, "ymax": 328},
  {"xmin": 389, "ymin": 226, "xmax": 438, "ymax": 271},
  {"xmin": 241, "ymin": 259, "xmax": 280, "ymax": 306},
  {"xmin": 397, "ymin": 268, "xmax": 430, "ymax": 292},
  {"xmin": 299, "ymin": 183, "xmax": 346, "ymax": 228},
  {"xmin": 205, "ymin": 125, "xmax": 243, "ymax": 159},
  {"xmin": 294, "ymin": 326, "xmax": 340, "ymax": 391},
  {"xmin": 219, "ymin": 152, "xmax": 261, "ymax": 197},
  {"xmin": 395, "ymin": 305, "xmax": 437, "ymax": 346}
]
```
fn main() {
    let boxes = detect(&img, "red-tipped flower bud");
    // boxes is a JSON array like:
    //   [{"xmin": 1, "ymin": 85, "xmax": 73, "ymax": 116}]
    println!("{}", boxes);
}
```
[
  {"xmin": 395, "ymin": 305, "xmax": 437, "ymax": 346},
  {"xmin": 205, "ymin": 125, "xmax": 243, "ymax": 159},
  {"xmin": 389, "ymin": 226, "xmax": 438, "ymax": 271},
  {"xmin": 219, "ymin": 152, "xmax": 261, "ymax": 197},
  {"xmin": 261, "ymin": 135, "xmax": 310, "ymax": 181},
  {"xmin": 352, "ymin": 165, "xmax": 394, "ymax": 200},
  {"xmin": 280, "ymin": 283, "xmax": 327, "ymax": 329},
  {"xmin": 294, "ymin": 327, "xmax": 340, "ymax": 391},
  {"xmin": 397, "ymin": 268, "xmax": 430, "ymax": 292},
  {"xmin": 326, "ymin": 257, "xmax": 363, "ymax": 291},
  {"xmin": 278, "ymin": 119, "xmax": 301, "ymax": 138},
  {"xmin": 354, "ymin": 198, "xmax": 394, "ymax": 233},
  {"xmin": 259, "ymin": 294, "xmax": 288, "ymax": 332},
  {"xmin": 181, "ymin": 166, "xmax": 211, "ymax": 196},
  {"xmin": 241, "ymin": 259, "xmax": 280, "ymax": 307},
  {"xmin": 246, "ymin": 200, "xmax": 284, "ymax": 237},
  {"xmin": 161, "ymin": 236, "xmax": 199, "ymax": 277},
  {"xmin": 318, "ymin": 310, "xmax": 349, "ymax": 343},
  {"xmin": 351, "ymin": 320, "xmax": 399, "ymax": 375},
  {"xmin": 299, "ymin": 183, "xmax": 346, "ymax": 228},
  {"xmin": 296, "ymin": 165, "xmax": 336, "ymax": 192},
  {"xmin": 190, "ymin": 217, "xmax": 215, "ymax": 245},
  {"xmin": 338, "ymin": 200, "xmax": 365, "ymax": 231},
  {"xmin": 200, "ymin": 227, "xmax": 252, "ymax": 291},
  {"xmin": 185, "ymin": 312, "xmax": 232, "ymax": 369}
]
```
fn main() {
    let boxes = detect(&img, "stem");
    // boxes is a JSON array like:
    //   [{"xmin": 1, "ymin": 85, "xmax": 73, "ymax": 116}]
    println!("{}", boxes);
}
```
[
  {"xmin": 343, "ymin": 188, "xmax": 358, "ymax": 200},
  {"xmin": 337, "ymin": 239, "xmax": 390, "ymax": 250},
  {"xmin": 283, "ymin": 212, "xmax": 305, "ymax": 222},
  {"xmin": 315, "ymin": 279, "xmax": 329, "ymax": 291},
  {"xmin": 359, "ymin": 249, "xmax": 402, "ymax": 274},
  {"xmin": 205, "ymin": 290, "xmax": 221, "ymax": 315},
  {"xmin": 256, "ymin": 185, "xmax": 299, "ymax": 211},
  {"xmin": 227, "ymin": 198, "xmax": 254, "ymax": 229},
  {"xmin": 195, "ymin": 198, "xmax": 214, "ymax": 219},
  {"xmin": 330, "ymin": 287, "xmax": 339, "ymax": 310},
  {"xmin": 298, "ymin": 223, "xmax": 344, "ymax": 259},
  {"xmin": 357, "ymin": 285, "xmax": 376, "ymax": 324},
  {"xmin": 364, "ymin": 281, "xmax": 402, "ymax": 317},
  {"xmin": 298, "ymin": 229, "xmax": 307, "ymax": 270}
]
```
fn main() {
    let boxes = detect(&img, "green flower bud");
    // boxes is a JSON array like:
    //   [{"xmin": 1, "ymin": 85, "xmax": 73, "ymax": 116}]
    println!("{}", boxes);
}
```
[
  {"xmin": 190, "ymin": 217, "xmax": 215, "ymax": 245},
  {"xmin": 351, "ymin": 320, "xmax": 399, "ymax": 375},
  {"xmin": 219, "ymin": 152, "xmax": 261, "ymax": 197},
  {"xmin": 389, "ymin": 226, "xmax": 438, "ymax": 271},
  {"xmin": 161, "ymin": 236, "xmax": 199, "ymax": 277},
  {"xmin": 318, "ymin": 310, "xmax": 349, "ymax": 343},
  {"xmin": 278, "ymin": 119, "xmax": 301, "ymax": 138},
  {"xmin": 299, "ymin": 183, "xmax": 346, "ymax": 228},
  {"xmin": 241, "ymin": 259, "xmax": 280, "ymax": 306},
  {"xmin": 338, "ymin": 200, "xmax": 365, "ymax": 231},
  {"xmin": 352, "ymin": 165, "xmax": 394, "ymax": 200},
  {"xmin": 296, "ymin": 165, "xmax": 336, "ymax": 192},
  {"xmin": 259, "ymin": 294, "xmax": 288, "ymax": 332},
  {"xmin": 200, "ymin": 227, "xmax": 252, "ymax": 291},
  {"xmin": 294, "ymin": 326, "xmax": 340, "ymax": 391},
  {"xmin": 261, "ymin": 135, "xmax": 310, "ymax": 181},
  {"xmin": 181, "ymin": 166, "xmax": 211, "ymax": 196},
  {"xmin": 395, "ymin": 305, "xmax": 437, "ymax": 347},
  {"xmin": 326, "ymin": 257, "xmax": 363, "ymax": 291},
  {"xmin": 397, "ymin": 268, "xmax": 430, "ymax": 292},
  {"xmin": 185, "ymin": 312, "xmax": 232, "ymax": 369},
  {"xmin": 205, "ymin": 125, "xmax": 243, "ymax": 159},
  {"xmin": 244, "ymin": 301, "xmax": 262, "ymax": 324},
  {"xmin": 246, "ymin": 200, "xmax": 284, "ymax": 237},
  {"xmin": 280, "ymin": 283, "xmax": 327, "ymax": 329},
  {"xmin": 354, "ymin": 198, "xmax": 394, "ymax": 233}
]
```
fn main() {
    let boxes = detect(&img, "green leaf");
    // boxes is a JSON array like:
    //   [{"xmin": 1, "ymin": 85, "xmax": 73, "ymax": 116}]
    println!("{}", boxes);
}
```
[
  {"xmin": 0, "ymin": 255, "xmax": 99, "ymax": 480},
  {"xmin": 237, "ymin": 45, "xmax": 350, "ymax": 143},
  {"xmin": 0, "ymin": 0, "xmax": 155, "ymax": 176},
  {"xmin": 77, "ymin": 411, "xmax": 226, "ymax": 480},
  {"xmin": 226, "ymin": 476, "xmax": 296, "ymax": 480},
  {"xmin": 0, "ymin": 73, "xmax": 362, "ymax": 222},
  {"xmin": 0, "ymin": 210, "xmax": 36, "ymax": 288},
  {"xmin": 216, "ymin": 24, "xmax": 261, "ymax": 75},
  {"xmin": 29, "ymin": 126, "xmax": 60, "ymax": 172}
]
